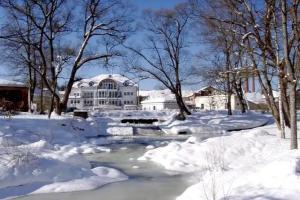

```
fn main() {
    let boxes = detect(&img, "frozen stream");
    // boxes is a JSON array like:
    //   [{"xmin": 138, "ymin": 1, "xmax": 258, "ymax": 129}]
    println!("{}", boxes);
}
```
[{"xmin": 16, "ymin": 141, "xmax": 196, "ymax": 200}]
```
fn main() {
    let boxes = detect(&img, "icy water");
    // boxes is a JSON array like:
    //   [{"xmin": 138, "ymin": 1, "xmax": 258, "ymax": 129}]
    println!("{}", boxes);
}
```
[{"xmin": 16, "ymin": 141, "xmax": 196, "ymax": 200}]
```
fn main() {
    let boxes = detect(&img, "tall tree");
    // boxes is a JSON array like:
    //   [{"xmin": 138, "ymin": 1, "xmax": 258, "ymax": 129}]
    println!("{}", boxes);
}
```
[
  {"xmin": 125, "ymin": 4, "xmax": 192, "ymax": 120},
  {"xmin": 191, "ymin": 0, "xmax": 299, "ymax": 148},
  {"xmin": 0, "ymin": 0, "xmax": 133, "ymax": 116}
]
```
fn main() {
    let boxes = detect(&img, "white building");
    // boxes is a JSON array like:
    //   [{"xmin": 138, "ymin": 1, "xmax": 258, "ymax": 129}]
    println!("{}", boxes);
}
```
[
  {"xmin": 193, "ymin": 86, "xmax": 240, "ymax": 110},
  {"xmin": 67, "ymin": 74, "xmax": 138, "ymax": 110},
  {"xmin": 140, "ymin": 89, "xmax": 194, "ymax": 111},
  {"xmin": 192, "ymin": 86, "xmax": 280, "ymax": 111}
]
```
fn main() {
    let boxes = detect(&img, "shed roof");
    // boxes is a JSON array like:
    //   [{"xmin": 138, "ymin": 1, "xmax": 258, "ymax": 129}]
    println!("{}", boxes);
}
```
[{"xmin": 0, "ymin": 79, "xmax": 27, "ymax": 87}]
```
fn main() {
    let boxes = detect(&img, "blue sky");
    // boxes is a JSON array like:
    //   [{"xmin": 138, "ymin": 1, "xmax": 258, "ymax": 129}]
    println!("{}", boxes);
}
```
[{"xmin": 0, "ymin": 0, "xmax": 201, "ymax": 91}]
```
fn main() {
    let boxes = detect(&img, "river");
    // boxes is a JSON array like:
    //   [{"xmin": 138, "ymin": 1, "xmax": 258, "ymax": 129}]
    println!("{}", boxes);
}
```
[{"xmin": 16, "ymin": 140, "xmax": 196, "ymax": 200}]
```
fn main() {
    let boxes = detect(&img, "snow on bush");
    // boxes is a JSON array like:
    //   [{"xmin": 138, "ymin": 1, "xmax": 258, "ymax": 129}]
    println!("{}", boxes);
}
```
[{"xmin": 0, "ymin": 140, "xmax": 93, "ymax": 188}]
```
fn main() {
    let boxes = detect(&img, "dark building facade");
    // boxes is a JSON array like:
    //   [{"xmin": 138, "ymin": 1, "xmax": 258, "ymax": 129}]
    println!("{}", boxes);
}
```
[{"xmin": 0, "ymin": 83, "xmax": 28, "ymax": 112}]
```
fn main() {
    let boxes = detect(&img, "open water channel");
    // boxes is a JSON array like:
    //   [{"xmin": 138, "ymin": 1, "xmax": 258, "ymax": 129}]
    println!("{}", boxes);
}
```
[{"xmin": 16, "ymin": 139, "xmax": 197, "ymax": 200}]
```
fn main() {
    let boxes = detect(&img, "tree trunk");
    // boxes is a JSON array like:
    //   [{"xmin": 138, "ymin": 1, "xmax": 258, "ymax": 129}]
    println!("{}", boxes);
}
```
[
  {"xmin": 281, "ymin": 80, "xmax": 291, "ymax": 127},
  {"xmin": 233, "ymin": 78, "xmax": 247, "ymax": 113},
  {"xmin": 278, "ymin": 71, "xmax": 286, "ymax": 138},
  {"xmin": 281, "ymin": 0, "xmax": 297, "ymax": 149},
  {"xmin": 290, "ymin": 82, "xmax": 297, "ymax": 149},
  {"xmin": 39, "ymin": 79, "xmax": 44, "ymax": 114},
  {"xmin": 226, "ymin": 73, "xmax": 232, "ymax": 115},
  {"xmin": 174, "ymin": 92, "xmax": 191, "ymax": 120},
  {"xmin": 57, "ymin": 68, "xmax": 77, "ymax": 115},
  {"xmin": 28, "ymin": 66, "xmax": 36, "ymax": 113},
  {"xmin": 48, "ymin": 80, "xmax": 58, "ymax": 119}
]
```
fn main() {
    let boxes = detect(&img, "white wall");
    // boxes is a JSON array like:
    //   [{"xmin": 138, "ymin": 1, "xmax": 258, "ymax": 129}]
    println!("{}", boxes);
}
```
[
  {"xmin": 120, "ymin": 86, "xmax": 137, "ymax": 106},
  {"xmin": 67, "ymin": 85, "xmax": 138, "ymax": 110},
  {"xmin": 195, "ymin": 95, "xmax": 240, "ymax": 110},
  {"xmin": 141, "ymin": 101, "xmax": 178, "ymax": 111}
]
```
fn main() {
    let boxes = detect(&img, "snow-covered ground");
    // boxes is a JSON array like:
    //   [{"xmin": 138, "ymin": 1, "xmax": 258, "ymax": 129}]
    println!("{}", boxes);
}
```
[
  {"xmin": 140, "ymin": 122, "xmax": 300, "ymax": 200},
  {"xmin": 0, "ymin": 113, "xmax": 126, "ymax": 199},
  {"xmin": 0, "ymin": 110, "xmax": 291, "ymax": 200},
  {"xmin": 158, "ymin": 111, "xmax": 271, "ymax": 136}
]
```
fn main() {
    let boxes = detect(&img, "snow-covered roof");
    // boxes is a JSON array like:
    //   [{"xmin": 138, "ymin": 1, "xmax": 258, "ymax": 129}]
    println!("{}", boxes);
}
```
[
  {"xmin": 196, "ymin": 86, "xmax": 223, "ymax": 93},
  {"xmin": 73, "ymin": 74, "xmax": 136, "ymax": 88},
  {"xmin": 244, "ymin": 91, "xmax": 279, "ymax": 104},
  {"xmin": 141, "ymin": 97, "xmax": 177, "ymax": 104},
  {"xmin": 140, "ymin": 89, "xmax": 195, "ymax": 98},
  {"xmin": 0, "ymin": 79, "xmax": 27, "ymax": 87},
  {"xmin": 140, "ymin": 89, "xmax": 195, "ymax": 104}
]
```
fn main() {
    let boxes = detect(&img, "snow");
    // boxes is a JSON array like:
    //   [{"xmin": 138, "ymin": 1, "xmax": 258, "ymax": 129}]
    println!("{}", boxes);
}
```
[
  {"xmin": 140, "ymin": 122, "xmax": 300, "ymax": 200},
  {"xmin": 140, "ymin": 89, "xmax": 195, "ymax": 102},
  {"xmin": 0, "ymin": 79, "xmax": 26, "ymax": 87},
  {"xmin": 73, "ymin": 74, "xmax": 136, "ymax": 88},
  {"xmin": 158, "ymin": 111, "xmax": 270, "ymax": 136},
  {"xmin": 244, "ymin": 91, "xmax": 279, "ymax": 104},
  {"xmin": 0, "ymin": 113, "xmax": 127, "ymax": 199},
  {"xmin": 0, "ymin": 109, "xmax": 298, "ymax": 200},
  {"xmin": 31, "ymin": 167, "xmax": 127, "ymax": 194},
  {"xmin": 107, "ymin": 127, "xmax": 133, "ymax": 136}
]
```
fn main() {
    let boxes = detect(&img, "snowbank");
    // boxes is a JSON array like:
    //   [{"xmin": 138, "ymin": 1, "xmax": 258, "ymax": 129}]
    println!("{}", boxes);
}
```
[
  {"xmin": 140, "ymin": 124, "xmax": 300, "ymax": 200},
  {"xmin": 31, "ymin": 167, "xmax": 127, "ymax": 194},
  {"xmin": 0, "ymin": 113, "xmax": 127, "ymax": 199},
  {"xmin": 159, "ymin": 111, "xmax": 270, "ymax": 136}
]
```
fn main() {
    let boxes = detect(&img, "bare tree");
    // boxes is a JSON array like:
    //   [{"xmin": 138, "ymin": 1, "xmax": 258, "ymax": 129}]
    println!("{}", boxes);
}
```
[
  {"xmin": 191, "ymin": 0, "xmax": 299, "ymax": 148},
  {"xmin": 280, "ymin": 0, "xmax": 299, "ymax": 149},
  {"xmin": 58, "ymin": 0, "xmax": 133, "ymax": 114},
  {"xmin": 124, "ymin": 4, "xmax": 192, "ymax": 120},
  {"xmin": 0, "ymin": 0, "xmax": 133, "ymax": 116}
]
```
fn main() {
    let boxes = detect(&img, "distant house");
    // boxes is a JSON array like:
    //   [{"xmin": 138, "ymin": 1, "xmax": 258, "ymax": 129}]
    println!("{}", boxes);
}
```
[
  {"xmin": 192, "ymin": 86, "xmax": 241, "ymax": 110},
  {"xmin": 66, "ymin": 74, "xmax": 138, "ymax": 110},
  {"xmin": 193, "ymin": 86, "xmax": 280, "ymax": 111},
  {"xmin": 141, "ymin": 97, "xmax": 178, "ymax": 111},
  {"xmin": 140, "ymin": 89, "xmax": 195, "ymax": 111},
  {"xmin": 244, "ymin": 91, "xmax": 278, "ymax": 111},
  {"xmin": 0, "ymin": 79, "xmax": 28, "ymax": 111}
]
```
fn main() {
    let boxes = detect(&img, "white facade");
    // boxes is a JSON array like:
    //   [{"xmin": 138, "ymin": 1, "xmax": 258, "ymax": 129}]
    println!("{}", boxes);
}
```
[
  {"xmin": 141, "ymin": 98, "xmax": 179, "ymax": 111},
  {"xmin": 140, "ymin": 89, "xmax": 195, "ymax": 111},
  {"xmin": 194, "ymin": 95, "xmax": 240, "ymax": 110},
  {"xmin": 67, "ymin": 74, "xmax": 138, "ymax": 110},
  {"xmin": 140, "ymin": 90, "xmax": 178, "ymax": 111}
]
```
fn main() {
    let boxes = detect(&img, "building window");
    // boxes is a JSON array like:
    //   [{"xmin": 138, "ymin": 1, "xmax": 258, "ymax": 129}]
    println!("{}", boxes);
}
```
[
  {"xmin": 83, "ymin": 92, "xmax": 93, "ymax": 98},
  {"xmin": 201, "ymin": 104, "xmax": 204, "ymax": 109},
  {"xmin": 98, "ymin": 79, "xmax": 117, "ymax": 89}
]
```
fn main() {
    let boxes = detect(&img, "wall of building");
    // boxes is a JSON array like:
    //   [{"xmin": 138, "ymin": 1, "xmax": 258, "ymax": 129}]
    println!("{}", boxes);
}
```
[
  {"xmin": 0, "ymin": 86, "xmax": 29, "ymax": 111},
  {"xmin": 141, "ymin": 101, "xmax": 178, "ymax": 111},
  {"xmin": 194, "ymin": 95, "xmax": 240, "ymax": 110},
  {"xmin": 66, "ymin": 82, "xmax": 137, "ymax": 110}
]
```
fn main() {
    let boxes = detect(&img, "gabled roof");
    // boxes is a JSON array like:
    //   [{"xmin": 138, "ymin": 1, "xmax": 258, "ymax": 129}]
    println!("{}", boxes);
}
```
[
  {"xmin": 244, "ymin": 90, "xmax": 279, "ymax": 104},
  {"xmin": 194, "ymin": 86, "xmax": 224, "ymax": 97},
  {"xmin": 72, "ymin": 74, "xmax": 136, "ymax": 88}
]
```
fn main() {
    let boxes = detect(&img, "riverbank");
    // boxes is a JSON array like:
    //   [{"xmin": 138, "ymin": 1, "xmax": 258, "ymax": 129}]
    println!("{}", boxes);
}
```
[
  {"xmin": 0, "ymin": 111, "xmax": 273, "ymax": 199},
  {"xmin": 141, "ymin": 123, "xmax": 300, "ymax": 200}
]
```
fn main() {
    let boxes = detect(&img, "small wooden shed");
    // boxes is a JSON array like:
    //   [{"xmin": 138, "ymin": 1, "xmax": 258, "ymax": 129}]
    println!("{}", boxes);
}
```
[{"xmin": 0, "ymin": 79, "xmax": 28, "ymax": 111}]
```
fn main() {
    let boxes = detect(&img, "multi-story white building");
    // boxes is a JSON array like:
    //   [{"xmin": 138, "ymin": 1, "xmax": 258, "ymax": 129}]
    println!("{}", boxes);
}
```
[{"xmin": 67, "ymin": 74, "xmax": 138, "ymax": 110}]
